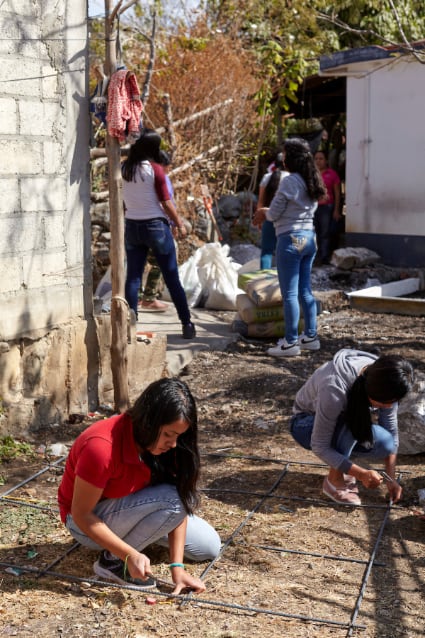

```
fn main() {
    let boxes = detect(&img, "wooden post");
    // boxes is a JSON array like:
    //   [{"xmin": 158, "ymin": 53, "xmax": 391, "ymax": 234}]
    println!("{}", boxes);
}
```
[{"xmin": 104, "ymin": 0, "xmax": 129, "ymax": 412}]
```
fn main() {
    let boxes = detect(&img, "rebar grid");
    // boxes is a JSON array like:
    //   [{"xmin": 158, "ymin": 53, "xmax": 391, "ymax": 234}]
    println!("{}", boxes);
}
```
[{"xmin": 0, "ymin": 452, "xmax": 400, "ymax": 635}]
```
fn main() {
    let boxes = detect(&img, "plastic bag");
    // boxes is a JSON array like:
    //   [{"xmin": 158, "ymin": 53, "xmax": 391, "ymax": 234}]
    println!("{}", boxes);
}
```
[
  {"xmin": 197, "ymin": 243, "xmax": 242, "ymax": 310},
  {"xmin": 163, "ymin": 243, "xmax": 242, "ymax": 310}
]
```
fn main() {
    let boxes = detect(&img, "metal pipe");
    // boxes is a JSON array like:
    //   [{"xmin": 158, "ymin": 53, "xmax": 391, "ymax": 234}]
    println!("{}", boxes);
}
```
[
  {"xmin": 345, "ymin": 500, "xmax": 392, "ymax": 637},
  {"xmin": 0, "ymin": 561, "xmax": 366, "ymax": 630}
]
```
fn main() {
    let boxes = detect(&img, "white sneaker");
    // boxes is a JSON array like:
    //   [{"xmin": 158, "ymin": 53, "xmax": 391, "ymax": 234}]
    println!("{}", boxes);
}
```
[
  {"xmin": 299, "ymin": 333, "xmax": 320, "ymax": 351},
  {"xmin": 267, "ymin": 338, "xmax": 301, "ymax": 357}
]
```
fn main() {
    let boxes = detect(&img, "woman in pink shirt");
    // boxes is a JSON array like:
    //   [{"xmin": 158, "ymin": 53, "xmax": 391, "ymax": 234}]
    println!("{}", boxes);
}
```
[{"xmin": 313, "ymin": 150, "xmax": 341, "ymax": 265}]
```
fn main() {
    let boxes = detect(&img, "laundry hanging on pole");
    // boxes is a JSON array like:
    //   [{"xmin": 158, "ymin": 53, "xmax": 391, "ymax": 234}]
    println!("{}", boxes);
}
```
[{"xmin": 107, "ymin": 68, "xmax": 143, "ymax": 143}]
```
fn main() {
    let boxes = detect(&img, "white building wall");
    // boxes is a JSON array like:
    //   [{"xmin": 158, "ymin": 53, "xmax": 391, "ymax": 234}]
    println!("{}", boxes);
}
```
[
  {"xmin": 346, "ymin": 57, "xmax": 425, "ymax": 238},
  {"xmin": 0, "ymin": 0, "xmax": 91, "ymax": 341}
]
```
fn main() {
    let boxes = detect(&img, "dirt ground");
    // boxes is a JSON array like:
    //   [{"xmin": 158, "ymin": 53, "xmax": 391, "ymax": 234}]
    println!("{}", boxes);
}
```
[{"xmin": 1, "ymin": 285, "xmax": 425, "ymax": 637}]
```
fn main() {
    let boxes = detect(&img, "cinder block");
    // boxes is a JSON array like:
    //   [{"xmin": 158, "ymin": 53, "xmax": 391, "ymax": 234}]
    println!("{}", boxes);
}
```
[
  {"xmin": 0, "ymin": 178, "xmax": 19, "ymax": 213},
  {"xmin": 43, "ymin": 141, "xmax": 64, "ymax": 174},
  {"xmin": 0, "ymin": 98, "xmax": 17, "ymax": 134},
  {"xmin": 0, "ymin": 256, "xmax": 22, "ymax": 292},
  {"xmin": 20, "ymin": 176, "xmax": 67, "ymax": 211},
  {"xmin": 0, "ymin": 214, "xmax": 43, "ymax": 255},
  {"xmin": 19, "ymin": 101, "xmax": 63, "ymax": 137},
  {"xmin": 0, "ymin": 58, "xmax": 41, "ymax": 97},
  {"xmin": 0, "ymin": 141, "xmax": 43, "ymax": 175},
  {"xmin": 22, "ymin": 252, "xmax": 68, "ymax": 289}
]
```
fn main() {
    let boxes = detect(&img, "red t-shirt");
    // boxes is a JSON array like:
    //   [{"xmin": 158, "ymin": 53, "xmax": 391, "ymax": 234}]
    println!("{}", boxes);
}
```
[
  {"xmin": 319, "ymin": 168, "xmax": 340, "ymax": 205},
  {"xmin": 57, "ymin": 413, "xmax": 151, "ymax": 523}
]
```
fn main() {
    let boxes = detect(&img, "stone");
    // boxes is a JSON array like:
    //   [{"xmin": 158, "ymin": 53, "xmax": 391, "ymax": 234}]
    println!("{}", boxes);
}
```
[
  {"xmin": 397, "ymin": 370, "xmax": 425, "ymax": 454},
  {"xmin": 330, "ymin": 246, "xmax": 381, "ymax": 270}
]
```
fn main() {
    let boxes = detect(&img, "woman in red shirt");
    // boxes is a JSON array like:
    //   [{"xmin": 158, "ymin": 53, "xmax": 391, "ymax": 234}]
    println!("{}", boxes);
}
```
[
  {"xmin": 58, "ymin": 378, "xmax": 220, "ymax": 594},
  {"xmin": 313, "ymin": 150, "xmax": 342, "ymax": 265}
]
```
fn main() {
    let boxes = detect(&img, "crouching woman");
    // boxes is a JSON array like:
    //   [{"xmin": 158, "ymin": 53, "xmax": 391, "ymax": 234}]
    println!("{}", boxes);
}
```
[
  {"xmin": 290, "ymin": 349, "xmax": 414, "ymax": 505},
  {"xmin": 58, "ymin": 378, "xmax": 221, "ymax": 594}
]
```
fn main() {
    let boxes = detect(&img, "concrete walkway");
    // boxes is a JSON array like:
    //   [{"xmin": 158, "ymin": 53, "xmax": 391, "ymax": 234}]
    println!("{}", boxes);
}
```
[{"xmin": 136, "ymin": 304, "xmax": 238, "ymax": 376}]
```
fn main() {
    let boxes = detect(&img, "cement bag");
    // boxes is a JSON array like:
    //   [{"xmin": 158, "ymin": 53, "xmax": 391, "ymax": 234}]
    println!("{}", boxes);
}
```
[
  {"xmin": 197, "ymin": 243, "xmax": 242, "ymax": 310},
  {"xmin": 232, "ymin": 317, "xmax": 286, "ymax": 339},
  {"xmin": 238, "ymin": 269, "xmax": 277, "ymax": 292},
  {"xmin": 246, "ymin": 320, "xmax": 285, "ymax": 338},
  {"xmin": 236, "ymin": 293, "xmax": 284, "ymax": 324},
  {"xmin": 245, "ymin": 277, "xmax": 282, "ymax": 307}
]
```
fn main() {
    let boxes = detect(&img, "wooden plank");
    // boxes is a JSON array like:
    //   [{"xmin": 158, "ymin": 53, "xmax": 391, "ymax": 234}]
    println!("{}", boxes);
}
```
[{"xmin": 348, "ymin": 295, "xmax": 425, "ymax": 316}]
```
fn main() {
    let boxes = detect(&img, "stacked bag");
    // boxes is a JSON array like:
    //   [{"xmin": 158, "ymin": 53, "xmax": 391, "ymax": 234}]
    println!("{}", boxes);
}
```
[
  {"xmin": 232, "ymin": 269, "xmax": 285, "ymax": 338},
  {"xmin": 232, "ymin": 269, "xmax": 321, "ymax": 339}
]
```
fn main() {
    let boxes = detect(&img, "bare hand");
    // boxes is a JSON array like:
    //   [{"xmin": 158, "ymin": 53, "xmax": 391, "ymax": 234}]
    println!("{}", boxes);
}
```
[
  {"xmin": 171, "ymin": 568, "xmax": 206, "ymax": 596},
  {"xmin": 252, "ymin": 207, "xmax": 267, "ymax": 229},
  {"xmin": 359, "ymin": 469, "xmax": 383, "ymax": 489},
  {"xmin": 386, "ymin": 480, "xmax": 402, "ymax": 504},
  {"xmin": 127, "ymin": 552, "xmax": 153, "ymax": 580}
]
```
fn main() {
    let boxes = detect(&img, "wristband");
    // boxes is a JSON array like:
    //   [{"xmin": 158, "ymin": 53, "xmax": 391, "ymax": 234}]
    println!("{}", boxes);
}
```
[
  {"xmin": 123, "ymin": 553, "xmax": 130, "ymax": 578},
  {"xmin": 168, "ymin": 562, "xmax": 185, "ymax": 569}
]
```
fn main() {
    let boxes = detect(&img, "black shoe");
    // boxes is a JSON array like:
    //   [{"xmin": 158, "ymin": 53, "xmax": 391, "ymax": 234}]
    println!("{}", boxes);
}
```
[
  {"xmin": 182, "ymin": 322, "xmax": 196, "ymax": 339},
  {"xmin": 93, "ymin": 551, "xmax": 156, "ymax": 589}
]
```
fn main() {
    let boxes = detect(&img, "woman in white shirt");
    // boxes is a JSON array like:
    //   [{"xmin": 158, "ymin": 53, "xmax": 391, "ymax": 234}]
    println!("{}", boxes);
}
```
[{"xmin": 122, "ymin": 129, "xmax": 195, "ymax": 339}]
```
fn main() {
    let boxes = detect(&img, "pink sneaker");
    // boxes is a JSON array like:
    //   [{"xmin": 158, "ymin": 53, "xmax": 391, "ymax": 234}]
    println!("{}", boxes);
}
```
[
  {"xmin": 322, "ymin": 477, "xmax": 361, "ymax": 506},
  {"xmin": 343, "ymin": 474, "xmax": 359, "ymax": 493},
  {"xmin": 139, "ymin": 299, "xmax": 169, "ymax": 312}
]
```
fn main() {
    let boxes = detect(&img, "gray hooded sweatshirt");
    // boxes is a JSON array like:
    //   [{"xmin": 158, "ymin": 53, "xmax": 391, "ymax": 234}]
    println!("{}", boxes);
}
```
[{"xmin": 293, "ymin": 349, "xmax": 399, "ymax": 473}]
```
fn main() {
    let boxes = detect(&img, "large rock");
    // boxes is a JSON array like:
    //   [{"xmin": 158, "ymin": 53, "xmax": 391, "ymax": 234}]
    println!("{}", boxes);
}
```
[
  {"xmin": 331, "ymin": 246, "xmax": 381, "ymax": 270},
  {"xmin": 398, "ymin": 370, "xmax": 425, "ymax": 454}
]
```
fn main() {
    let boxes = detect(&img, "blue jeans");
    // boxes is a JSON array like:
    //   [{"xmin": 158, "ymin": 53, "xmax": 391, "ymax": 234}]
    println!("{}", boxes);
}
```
[
  {"xmin": 125, "ymin": 218, "xmax": 191, "ymax": 324},
  {"xmin": 276, "ymin": 229, "xmax": 317, "ymax": 343},
  {"xmin": 290, "ymin": 412, "xmax": 396, "ymax": 460},
  {"xmin": 66, "ymin": 483, "xmax": 221, "ymax": 562},
  {"xmin": 314, "ymin": 204, "xmax": 333, "ymax": 261},
  {"xmin": 260, "ymin": 220, "xmax": 276, "ymax": 270}
]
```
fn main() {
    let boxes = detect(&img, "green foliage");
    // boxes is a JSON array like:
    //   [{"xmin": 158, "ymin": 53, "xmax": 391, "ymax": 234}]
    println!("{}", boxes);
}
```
[
  {"xmin": 205, "ymin": 0, "xmax": 425, "ymax": 118},
  {"xmin": 0, "ymin": 436, "xmax": 34, "ymax": 463},
  {"xmin": 177, "ymin": 35, "xmax": 209, "ymax": 51}
]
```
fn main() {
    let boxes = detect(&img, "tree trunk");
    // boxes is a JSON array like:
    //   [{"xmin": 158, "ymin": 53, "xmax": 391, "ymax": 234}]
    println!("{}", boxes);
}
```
[{"xmin": 105, "ymin": 0, "xmax": 129, "ymax": 412}]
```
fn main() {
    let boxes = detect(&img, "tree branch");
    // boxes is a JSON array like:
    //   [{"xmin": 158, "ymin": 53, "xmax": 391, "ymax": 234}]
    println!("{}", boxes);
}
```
[{"xmin": 317, "ymin": 11, "xmax": 425, "ymax": 64}]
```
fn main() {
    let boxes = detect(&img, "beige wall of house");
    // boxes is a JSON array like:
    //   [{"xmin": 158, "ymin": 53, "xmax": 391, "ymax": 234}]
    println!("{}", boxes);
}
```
[
  {"xmin": 0, "ymin": 1, "xmax": 91, "ymax": 339},
  {"xmin": 346, "ymin": 56, "xmax": 425, "ymax": 238},
  {"xmin": 0, "ymin": 2, "xmax": 166, "ymax": 436}
]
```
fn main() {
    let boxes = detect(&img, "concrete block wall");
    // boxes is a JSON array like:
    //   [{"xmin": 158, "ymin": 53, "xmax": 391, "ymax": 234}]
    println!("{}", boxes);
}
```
[
  {"xmin": 0, "ymin": 1, "xmax": 91, "ymax": 341},
  {"xmin": 0, "ymin": 2, "xmax": 97, "ymax": 436}
]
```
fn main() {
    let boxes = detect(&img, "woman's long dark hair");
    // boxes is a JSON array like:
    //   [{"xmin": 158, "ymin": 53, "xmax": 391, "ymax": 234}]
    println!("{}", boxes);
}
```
[
  {"xmin": 263, "ymin": 153, "xmax": 285, "ymax": 207},
  {"xmin": 345, "ymin": 355, "xmax": 414, "ymax": 444},
  {"xmin": 127, "ymin": 377, "xmax": 200, "ymax": 514},
  {"xmin": 283, "ymin": 137, "xmax": 326, "ymax": 201},
  {"xmin": 122, "ymin": 128, "xmax": 162, "ymax": 183}
]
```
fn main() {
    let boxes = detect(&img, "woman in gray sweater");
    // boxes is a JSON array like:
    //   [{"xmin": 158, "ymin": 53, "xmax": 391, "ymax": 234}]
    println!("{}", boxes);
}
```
[
  {"xmin": 290, "ymin": 349, "xmax": 414, "ymax": 505},
  {"xmin": 253, "ymin": 137, "xmax": 326, "ymax": 357}
]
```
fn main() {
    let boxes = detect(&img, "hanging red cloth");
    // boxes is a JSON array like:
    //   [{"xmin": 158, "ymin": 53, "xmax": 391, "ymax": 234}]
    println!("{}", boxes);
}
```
[{"xmin": 107, "ymin": 68, "xmax": 143, "ymax": 143}]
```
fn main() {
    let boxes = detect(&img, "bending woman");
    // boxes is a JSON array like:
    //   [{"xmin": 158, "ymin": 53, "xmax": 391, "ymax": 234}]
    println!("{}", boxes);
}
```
[
  {"xmin": 122, "ymin": 128, "xmax": 196, "ymax": 339},
  {"xmin": 290, "ymin": 349, "xmax": 414, "ymax": 505},
  {"xmin": 58, "ymin": 378, "xmax": 221, "ymax": 594}
]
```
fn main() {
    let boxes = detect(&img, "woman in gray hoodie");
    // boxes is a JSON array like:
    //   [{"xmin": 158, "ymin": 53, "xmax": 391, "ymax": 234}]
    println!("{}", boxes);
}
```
[{"xmin": 290, "ymin": 349, "xmax": 414, "ymax": 505}]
